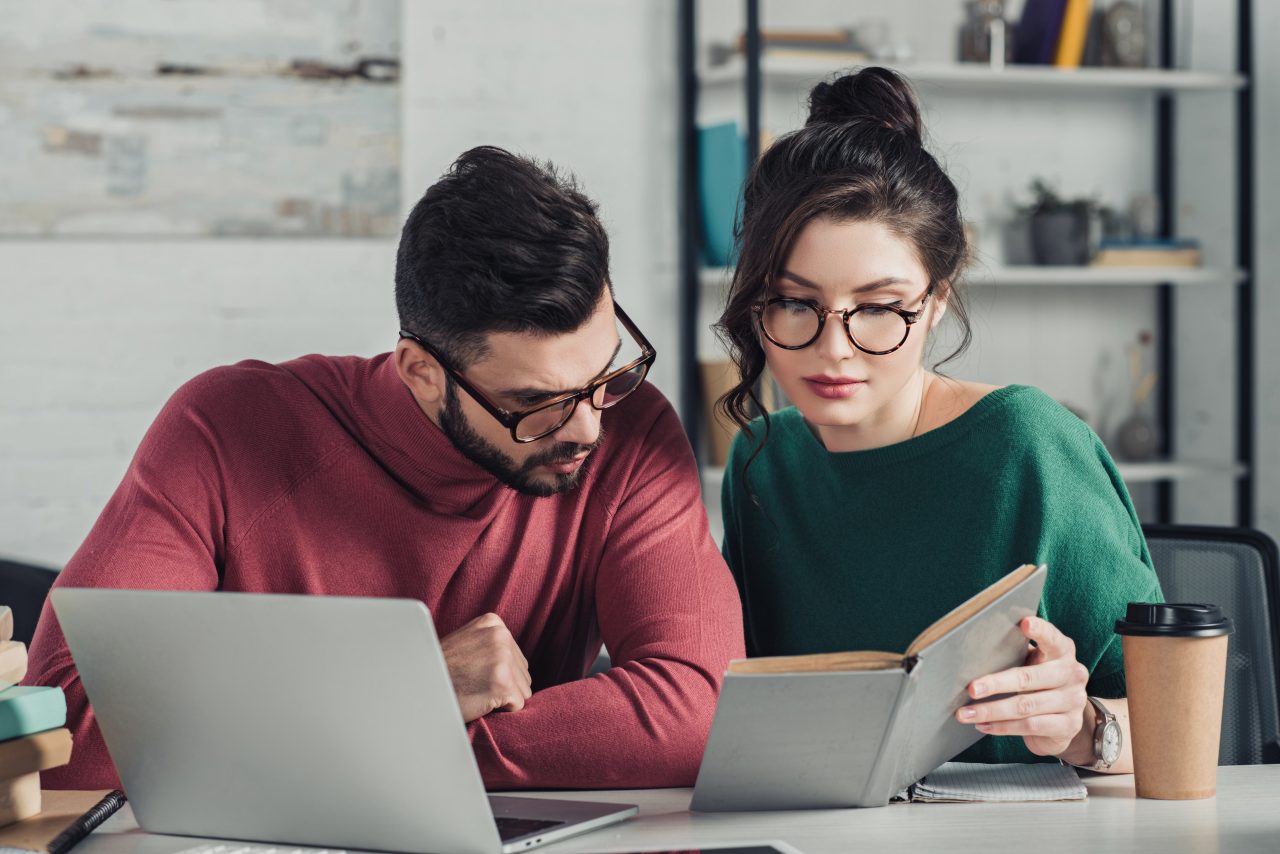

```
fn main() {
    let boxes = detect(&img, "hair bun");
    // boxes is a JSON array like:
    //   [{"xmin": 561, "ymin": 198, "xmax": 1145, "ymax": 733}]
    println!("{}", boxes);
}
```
[{"xmin": 806, "ymin": 66, "xmax": 922, "ymax": 141}]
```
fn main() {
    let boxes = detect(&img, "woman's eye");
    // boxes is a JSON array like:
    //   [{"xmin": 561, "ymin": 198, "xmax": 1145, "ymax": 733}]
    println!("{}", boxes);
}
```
[{"xmin": 779, "ymin": 300, "xmax": 812, "ymax": 314}]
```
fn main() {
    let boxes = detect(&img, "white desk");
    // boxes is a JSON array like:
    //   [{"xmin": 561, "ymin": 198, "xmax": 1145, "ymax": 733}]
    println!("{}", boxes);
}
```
[{"xmin": 81, "ymin": 765, "xmax": 1280, "ymax": 854}]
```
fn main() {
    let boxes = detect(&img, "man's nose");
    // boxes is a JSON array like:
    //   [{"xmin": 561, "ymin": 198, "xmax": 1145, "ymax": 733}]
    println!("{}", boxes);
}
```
[{"xmin": 551, "ymin": 396, "xmax": 601, "ymax": 447}]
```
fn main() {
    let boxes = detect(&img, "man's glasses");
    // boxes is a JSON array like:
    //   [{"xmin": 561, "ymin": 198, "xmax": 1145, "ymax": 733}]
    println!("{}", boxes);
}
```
[
  {"xmin": 753, "ymin": 285, "xmax": 934, "ymax": 356},
  {"xmin": 399, "ymin": 303, "xmax": 656, "ymax": 443}
]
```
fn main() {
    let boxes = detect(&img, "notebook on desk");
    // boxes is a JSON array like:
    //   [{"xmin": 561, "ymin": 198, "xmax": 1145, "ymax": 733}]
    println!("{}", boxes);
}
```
[{"xmin": 51, "ymin": 590, "xmax": 637, "ymax": 854}]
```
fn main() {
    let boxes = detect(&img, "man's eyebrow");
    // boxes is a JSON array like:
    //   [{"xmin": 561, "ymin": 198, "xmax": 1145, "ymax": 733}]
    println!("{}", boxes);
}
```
[
  {"xmin": 780, "ymin": 270, "xmax": 914, "ymax": 294},
  {"xmin": 497, "ymin": 338, "xmax": 624, "ymax": 400}
]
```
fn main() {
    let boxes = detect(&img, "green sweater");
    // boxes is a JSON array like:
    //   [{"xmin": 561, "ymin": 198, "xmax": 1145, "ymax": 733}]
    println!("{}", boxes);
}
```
[{"xmin": 721, "ymin": 385, "xmax": 1163, "ymax": 764}]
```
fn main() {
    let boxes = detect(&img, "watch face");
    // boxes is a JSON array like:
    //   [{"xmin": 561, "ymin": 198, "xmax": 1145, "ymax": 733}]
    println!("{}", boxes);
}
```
[{"xmin": 1101, "ymin": 721, "xmax": 1122, "ymax": 764}]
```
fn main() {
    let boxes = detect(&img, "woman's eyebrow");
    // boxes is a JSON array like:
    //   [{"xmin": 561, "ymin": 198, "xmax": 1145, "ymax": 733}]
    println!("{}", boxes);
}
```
[{"xmin": 779, "ymin": 269, "xmax": 914, "ymax": 294}]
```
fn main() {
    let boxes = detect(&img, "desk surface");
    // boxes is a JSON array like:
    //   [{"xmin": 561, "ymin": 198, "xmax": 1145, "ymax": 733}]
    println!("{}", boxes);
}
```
[{"xmin": 82, "ymin": 765, "xmax": 1280, "ymax": 854}]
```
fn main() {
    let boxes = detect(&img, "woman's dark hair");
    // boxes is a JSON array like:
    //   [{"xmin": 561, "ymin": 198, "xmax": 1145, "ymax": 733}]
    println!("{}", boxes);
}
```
[
  {"xmin": 395, "ymin": 145, "xmax": 611, "ymax": 368},
  {"xmin": 716, "ymin": 67, "xmax": 972, "ymax": 435}
]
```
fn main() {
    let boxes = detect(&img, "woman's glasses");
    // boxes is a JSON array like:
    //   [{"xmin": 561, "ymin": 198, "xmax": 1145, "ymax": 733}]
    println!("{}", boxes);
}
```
[{"xmin": 754, "ymin": 286, "xmax": 934, "ymax": 356}]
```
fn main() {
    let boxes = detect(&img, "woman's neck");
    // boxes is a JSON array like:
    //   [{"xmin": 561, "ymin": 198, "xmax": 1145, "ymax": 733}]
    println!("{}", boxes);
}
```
[{"xmin": 812, "ymin": 370, "xmax": 933, "ymax": 453}]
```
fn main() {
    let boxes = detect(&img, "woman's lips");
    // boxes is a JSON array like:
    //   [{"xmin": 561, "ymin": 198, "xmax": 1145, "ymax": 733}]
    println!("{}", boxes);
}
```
[{"xmin": 802, "ymin": 377, "xmax": 866, "ymax": 400}]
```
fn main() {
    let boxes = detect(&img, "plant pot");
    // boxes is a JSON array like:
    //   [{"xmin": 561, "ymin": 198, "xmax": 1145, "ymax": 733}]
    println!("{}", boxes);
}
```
[{"xmin": 1030, "ymin": 208, "xmax": 1092, "ymax": 265}]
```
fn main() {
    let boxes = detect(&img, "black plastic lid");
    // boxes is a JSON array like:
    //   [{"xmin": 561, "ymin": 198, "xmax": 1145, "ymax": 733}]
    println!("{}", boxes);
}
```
[{"xmin": 1115, "ymin": 602, "xmax": 1233, "ymax": 638}]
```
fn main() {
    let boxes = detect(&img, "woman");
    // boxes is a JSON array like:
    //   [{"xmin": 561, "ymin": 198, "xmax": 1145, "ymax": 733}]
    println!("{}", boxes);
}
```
[{"xmin": 716, "ymin": 67, "xmax": 1161, "ymax": 771}]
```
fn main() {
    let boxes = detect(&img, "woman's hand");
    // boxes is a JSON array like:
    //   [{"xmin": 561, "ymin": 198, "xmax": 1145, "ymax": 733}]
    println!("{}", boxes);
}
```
[{"xmin": 955, "ymin": 616, "xmax": 1092, "ymax": 759}]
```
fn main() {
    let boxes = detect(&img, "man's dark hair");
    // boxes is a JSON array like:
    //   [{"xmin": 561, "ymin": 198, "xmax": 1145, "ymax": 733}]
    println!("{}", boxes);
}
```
[{"xmin": 395, "ymin": 146, "xmax": 612, "ymax": 368}]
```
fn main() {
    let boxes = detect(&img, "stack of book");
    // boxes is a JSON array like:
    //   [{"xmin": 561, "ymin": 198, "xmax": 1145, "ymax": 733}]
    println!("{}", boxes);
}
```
[
  {"xmin": 1014, "ymin": 0, "xmax": 1098, "ymax": 69},
  {"xmin": 0, "ymin": 607, "xmax": 72, "ymax": 828},
  {"xmin": 1092, "ymin": 239, "xmax": 1202, "ymax": 268},
  {"xmin": 710, "ymin": 28, "xmax": 871, "ymax": 67}
]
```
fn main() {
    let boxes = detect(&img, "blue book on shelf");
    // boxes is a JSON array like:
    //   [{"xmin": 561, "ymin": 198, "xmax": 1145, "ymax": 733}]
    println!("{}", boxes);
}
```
[
  {"xmin": 698, "ymin": 121, "xmax": 745, "ymax": 267},
  {"xmin": 0, "ymin": 685, "xmax": 67, "ymax": 742},
  {"xmin": 1014, "ymin": 0, "xmax": 1069, "ymax": 64}
]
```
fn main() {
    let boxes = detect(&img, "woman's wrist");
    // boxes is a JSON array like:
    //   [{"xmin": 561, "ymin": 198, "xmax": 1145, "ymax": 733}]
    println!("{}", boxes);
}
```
[{"xmin": 1056, "ymin": 697, "xmax": 1098, "ymax": 766}]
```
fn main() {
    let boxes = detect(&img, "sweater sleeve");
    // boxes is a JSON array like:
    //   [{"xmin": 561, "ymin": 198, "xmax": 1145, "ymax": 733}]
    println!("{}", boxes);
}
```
[
  {"xmin": 969, "ymin": 413, "xmax": 1163, "ymax": 765},
  {"xmin": 24, "ymin": 378, "xmax": 226, "ymax": 789},
  {"xmin": 466, "ymin": 400, "xmax": 745, "ymax": 789}
]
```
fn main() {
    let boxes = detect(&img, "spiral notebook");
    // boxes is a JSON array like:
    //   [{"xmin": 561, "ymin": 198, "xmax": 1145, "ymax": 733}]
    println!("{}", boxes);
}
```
[{"xmin": 893, "ymin": 762, "xmax": 1087, "ymax": 803}]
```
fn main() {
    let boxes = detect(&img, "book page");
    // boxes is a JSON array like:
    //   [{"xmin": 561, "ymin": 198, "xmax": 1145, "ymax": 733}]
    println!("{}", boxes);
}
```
[
  {"xmin": 728, "ymin": 650, "xmax": 902, "ymax": 674},
  {"xmin": 906, "ymin": 563, "xmax": 1040, "ymax": 657}
]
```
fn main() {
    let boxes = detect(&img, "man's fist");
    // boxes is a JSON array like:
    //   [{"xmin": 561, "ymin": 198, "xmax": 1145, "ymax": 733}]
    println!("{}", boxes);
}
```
[{"xmin": 440, "ymin": 612, "xmax": 532, "ymax": 723}]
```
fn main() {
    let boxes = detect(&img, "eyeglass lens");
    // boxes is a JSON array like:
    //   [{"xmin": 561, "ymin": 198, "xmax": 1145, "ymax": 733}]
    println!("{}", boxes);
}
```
[
  {"xmin": 513, "ymin": 361, "xmax": 649, "ymax": 440},
  {"xmin": 761, "ymin": 300, "xmax": 909, "ymax": 352}
]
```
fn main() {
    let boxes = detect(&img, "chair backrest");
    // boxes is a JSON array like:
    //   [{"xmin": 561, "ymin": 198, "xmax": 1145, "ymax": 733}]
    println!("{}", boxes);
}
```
[
  {"xmin": 1142, "ymin": 524, "xmax": 1280, "ymax": 765},
  {"xmin": 0, "ymin": 559, "xmax": 59, "ymax": 646}
]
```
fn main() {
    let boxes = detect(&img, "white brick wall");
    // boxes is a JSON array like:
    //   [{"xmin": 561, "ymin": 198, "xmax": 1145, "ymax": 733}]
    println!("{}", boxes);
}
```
[{"xmin": 0, "ymin": 2, "xmax": 680, "ymax": 567}]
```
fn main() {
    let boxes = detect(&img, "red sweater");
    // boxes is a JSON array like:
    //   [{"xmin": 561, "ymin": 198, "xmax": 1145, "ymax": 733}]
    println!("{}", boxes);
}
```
[{"xmin": 26, "ymin": 354, "xmax": 743, "ymax": 790}]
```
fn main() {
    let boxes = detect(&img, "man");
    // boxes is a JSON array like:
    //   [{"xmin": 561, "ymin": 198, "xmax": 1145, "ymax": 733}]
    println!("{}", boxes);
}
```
[{"xmin": 26, "ymin": 146, "xmax": 744, "ymax": 789}]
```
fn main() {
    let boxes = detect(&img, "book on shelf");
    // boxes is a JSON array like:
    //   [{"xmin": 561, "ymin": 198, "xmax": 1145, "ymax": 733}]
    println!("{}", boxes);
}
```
[
  {"xmin": 1092, "ymin": 239, "xmax": 1202, "ymax": 268},
  {"xmin": 1014, "ymin": 0, "xmax": 1069, "ymax": 64},
  {"xmin": 691, "ymin": 563, "xmax": 1047, "ymax": 811},
  {"xmin": 1053, "ymin": 0, "xmax": 1094, "ymax": 68}
]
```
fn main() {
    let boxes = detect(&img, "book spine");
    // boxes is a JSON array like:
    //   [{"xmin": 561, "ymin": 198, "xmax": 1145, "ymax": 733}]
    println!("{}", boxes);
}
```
[
  {"xmin": 1053, "ymin": 0, "xmax": 1093, "ymax": 68},
  {"xmin": 856, "ymin": 667, "xmax": 918, "ymax": 807},
  {"xmin": 0, "ymin": 688, "xmax": 68, "ymax": 743}
]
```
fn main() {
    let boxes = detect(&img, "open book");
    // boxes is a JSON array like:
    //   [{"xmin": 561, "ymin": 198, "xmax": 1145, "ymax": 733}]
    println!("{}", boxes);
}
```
[{"xmin": 691, "ymin": 563, "xmax": 1048, "ymax": 811}]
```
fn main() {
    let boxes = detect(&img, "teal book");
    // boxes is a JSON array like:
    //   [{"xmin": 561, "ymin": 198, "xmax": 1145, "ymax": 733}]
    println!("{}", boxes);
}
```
[
  {"xmin": 698, "ymin": 122, "xmax": 746, "ymax": 267},
  {"xmin": 0, "ymin": 686, "xmax": 67, "ymax": 742}
]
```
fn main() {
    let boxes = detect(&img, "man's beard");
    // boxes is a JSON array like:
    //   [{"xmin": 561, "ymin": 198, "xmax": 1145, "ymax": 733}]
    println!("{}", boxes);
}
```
[{"xmin": 438, "ymin": 381, "xmax": 601, "ymax": 497}]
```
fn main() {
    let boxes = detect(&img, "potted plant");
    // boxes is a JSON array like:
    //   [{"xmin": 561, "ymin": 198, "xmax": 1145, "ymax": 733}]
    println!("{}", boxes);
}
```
[{"xmin": 1023, "ymin": 178, "xmax": 1098, "ymax": 266}]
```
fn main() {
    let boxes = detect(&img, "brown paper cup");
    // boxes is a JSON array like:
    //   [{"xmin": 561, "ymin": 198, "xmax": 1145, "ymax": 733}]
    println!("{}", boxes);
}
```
[{"xmin": 1122, "ymin": 633, "xmax": 1229, "ymax": 799}]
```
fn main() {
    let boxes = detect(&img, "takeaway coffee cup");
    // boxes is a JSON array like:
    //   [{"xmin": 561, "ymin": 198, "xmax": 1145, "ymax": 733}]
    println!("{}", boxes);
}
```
[{"xmin": 1115, "ymin": 603, "xmax": 1233, "ymax": 799}]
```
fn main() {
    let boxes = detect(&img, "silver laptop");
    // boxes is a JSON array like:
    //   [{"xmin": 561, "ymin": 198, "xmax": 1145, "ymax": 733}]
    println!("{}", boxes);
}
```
[{"xmin": 51, "ymin": 589, "xmax": 637, "ymax": 854}]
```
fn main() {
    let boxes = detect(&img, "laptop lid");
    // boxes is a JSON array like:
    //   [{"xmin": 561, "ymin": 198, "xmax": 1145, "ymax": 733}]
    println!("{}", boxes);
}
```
[{"xmin": 51, "ymin": 589, "xmax": 513, "ymax": 854}]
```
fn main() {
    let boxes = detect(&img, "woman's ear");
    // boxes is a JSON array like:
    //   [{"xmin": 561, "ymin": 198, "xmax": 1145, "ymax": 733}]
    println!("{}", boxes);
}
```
[
  {"xmin": 394, "ymin": 338, "xmax": 447, "ymax": 408},
  {"xmin": 928, "ymin": 282, "xmax": 950, "ymax": 330}
]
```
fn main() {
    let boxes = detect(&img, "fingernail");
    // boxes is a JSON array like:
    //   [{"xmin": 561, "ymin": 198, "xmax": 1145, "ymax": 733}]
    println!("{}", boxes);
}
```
[
  {"xmin": 959, "ymin": 708, "xmax": 976, "ymax": 721},
  {"xmin": 972, "ymin": 681, "xmax": 986, "ymax": 698}
]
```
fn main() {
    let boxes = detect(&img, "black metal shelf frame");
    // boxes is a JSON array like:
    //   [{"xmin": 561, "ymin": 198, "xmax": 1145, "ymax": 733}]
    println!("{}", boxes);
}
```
[{"xmin": 675, "ymin": 0, "xmax": 1256, "ymax": 526}]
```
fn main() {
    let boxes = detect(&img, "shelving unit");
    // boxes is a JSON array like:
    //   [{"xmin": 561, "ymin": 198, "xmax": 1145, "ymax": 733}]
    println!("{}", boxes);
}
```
[
  {"xmin": 700, "ymin": 56, "xmax": 1246, "ymax": 93},
  {"xmin": 677, "ymin": 0, "xmax": 1255, "ymax": 526}
]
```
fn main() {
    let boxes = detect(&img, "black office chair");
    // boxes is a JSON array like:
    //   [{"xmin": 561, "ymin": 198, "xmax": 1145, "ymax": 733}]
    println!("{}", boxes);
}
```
[
  {"xmin": 0, "ymin": 558, "xmax": 59, "ymax": 646},
  {"xmin": 1142, "ymin": 524, "xmax": 1280, "ymax": 765}
]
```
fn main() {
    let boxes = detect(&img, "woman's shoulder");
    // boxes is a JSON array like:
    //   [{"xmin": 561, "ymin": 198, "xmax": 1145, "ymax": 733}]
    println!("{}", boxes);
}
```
[
  {"xmin": 930, "ymin": 379, "xmax": 1093, "ymax": 442},
  {"xmin": 725, "ymin": 407, "xmax": 810, "ymax": 470}
]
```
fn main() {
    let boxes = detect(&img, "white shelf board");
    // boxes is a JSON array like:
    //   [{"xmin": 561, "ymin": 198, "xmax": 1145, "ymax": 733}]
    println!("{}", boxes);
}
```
[
  {"xmin": 702, "ymin": 265, "xmax": 1243, "ymax": 289},
  {"xmin": 1114, "ymin": 460, "xmax": 1247, "ymax": 483},
  {"xmin": 702, "ymin": 460, "xmax": 1243, "ymax": 486},
  {"xmin": 973, "ymin": 266, "xmax": 1245, "ymax": 286},
  {"xmin": 700, "ymin": 58, "xmax": 1246, "ymax": 94}
]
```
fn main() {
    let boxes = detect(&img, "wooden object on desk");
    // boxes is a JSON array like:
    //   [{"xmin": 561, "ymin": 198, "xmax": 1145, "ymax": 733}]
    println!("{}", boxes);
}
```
[
  {"xmin": 0, "ymin": 789, "xmax": 113, "ymax": 851},
  {"xmin": 0, "ymin": 772, "xmax": 42, "ymax": 827},
  {"xmin": 0, "ymin": 730, "xmax": 74, "ymax": 778},
  {"xmin": 0, "ymin": 640, "xmax": 28, "ymax": 688}
]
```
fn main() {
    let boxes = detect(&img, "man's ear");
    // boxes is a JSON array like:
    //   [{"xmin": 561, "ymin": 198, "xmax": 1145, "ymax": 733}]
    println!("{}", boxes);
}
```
[{"xmin": 394, "ymin": 338, "xmax": 447, "ymax": 407}]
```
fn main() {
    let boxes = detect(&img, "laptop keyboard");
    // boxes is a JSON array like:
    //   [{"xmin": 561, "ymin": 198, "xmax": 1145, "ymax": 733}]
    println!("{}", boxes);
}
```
[{"xmin": 170, "ymin": 816, "xmax": 568, "ymax": 854}]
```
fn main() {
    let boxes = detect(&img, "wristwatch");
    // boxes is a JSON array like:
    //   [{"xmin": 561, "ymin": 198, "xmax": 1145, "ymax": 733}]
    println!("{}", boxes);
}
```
[{"xmin": 1069, "ymin": 696, "xmax": 1122, "ymax": 770}]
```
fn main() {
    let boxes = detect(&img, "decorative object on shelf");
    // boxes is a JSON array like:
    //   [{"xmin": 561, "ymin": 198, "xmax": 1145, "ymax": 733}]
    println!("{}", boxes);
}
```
[
  {"xmin": 1114, "ymin": 330, "xmax": 1160, "ymax": 461},
  {"xmin": 1101, "ymin": 0, "xmax": 1148, "ymax": 68},
  {"xmin": 699, "ymin": 361, "xmax": 740, "ymax": 468},
  {"xmin": 1021, "ymin": 179, "xmax": 1099, "ymax": 265},
  {"xmin": 709, "ymin": 28, "xmax": 871, "ymax": 67},
  {"xmin": 958, "ymin": 0, "xmax": 1016, "ymax": 68},
  {"xmin": 698, "ymin": 122, "xmax": 746, "ymax": 267}
]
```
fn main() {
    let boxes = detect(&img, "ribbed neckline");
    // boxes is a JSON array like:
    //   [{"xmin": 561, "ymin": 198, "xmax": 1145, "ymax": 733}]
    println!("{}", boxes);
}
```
[
  {"xmin": 777, "ymin": 384, "xmax": 1043, "ymax": 472},
  {"xmin": 351, "ymin": 353, "xmax": 512, "ymax": 515}
]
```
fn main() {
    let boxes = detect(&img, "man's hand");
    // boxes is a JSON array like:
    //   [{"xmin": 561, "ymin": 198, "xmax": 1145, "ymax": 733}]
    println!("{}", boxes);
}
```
[
  {"xmin": 440, "ymin": 612, "xmax": 532, "ymax": 723},
  {"xmin": 955, "ymin": 616, "xmax": 1092, "ymax": 758}
]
